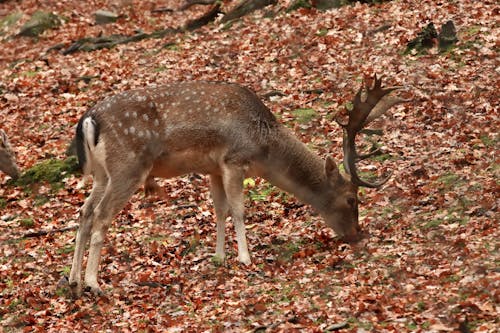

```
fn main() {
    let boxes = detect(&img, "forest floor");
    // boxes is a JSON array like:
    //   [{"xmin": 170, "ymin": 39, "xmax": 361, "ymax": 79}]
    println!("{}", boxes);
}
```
[{"xmin": 0, "ymin": 0, "xmax": 498, "ymax": 332}]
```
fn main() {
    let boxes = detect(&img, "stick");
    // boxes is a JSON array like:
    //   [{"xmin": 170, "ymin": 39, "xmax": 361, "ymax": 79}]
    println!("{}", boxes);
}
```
[{"xmin": 22, "ymin": 225, "xmax": 78, "ymax": 238}]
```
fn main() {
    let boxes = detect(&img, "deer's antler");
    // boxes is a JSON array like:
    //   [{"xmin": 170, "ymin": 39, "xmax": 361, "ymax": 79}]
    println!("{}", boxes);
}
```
[{"xmin": 338, "ymin": 75, "xmax": 408, "ymax": 188}]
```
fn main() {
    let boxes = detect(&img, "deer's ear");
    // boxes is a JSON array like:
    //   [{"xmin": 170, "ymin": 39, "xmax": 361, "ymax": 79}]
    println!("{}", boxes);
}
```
[{"xmin": 325, "ymin": 156, "xmax": 341, "ymax": 182}]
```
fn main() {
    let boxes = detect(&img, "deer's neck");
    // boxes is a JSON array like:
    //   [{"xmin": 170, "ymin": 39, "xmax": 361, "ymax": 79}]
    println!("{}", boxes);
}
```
[{"xmin": 257, "ymin": 127, "xmax": 327, "ymax": 209}]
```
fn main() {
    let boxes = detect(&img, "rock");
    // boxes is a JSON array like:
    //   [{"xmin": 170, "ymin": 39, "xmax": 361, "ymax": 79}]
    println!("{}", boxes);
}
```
[
  {"xmin": 94, "ymin": 9, "xmax": 119, "ymax": 25},
  {"xmin": 18, "ymin": 10, "xmax": 61, "ymax": 37},
  {"xmin": 312, "ymin": 0, "xmax": 342, "ymax": 10},
  {"xmin": 438, "ymin": 20, "xmax": 458, "ymax": 52}
]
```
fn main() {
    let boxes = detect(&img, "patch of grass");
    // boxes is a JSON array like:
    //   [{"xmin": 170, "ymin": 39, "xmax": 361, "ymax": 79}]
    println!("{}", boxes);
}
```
[
  {"xmin": 246, "ymin": 180, "xmax": 275, "ymax": 202},
  {"xmin": 57, "ymin": 244, "xmax": 75, "ymax": 255},
  {"xmin": 0, "ymin": 11, "xmax": 22, "ymax": 34},
  {"xmin": 272, "ymin": 239, "xmax": 305, "ymax": 263},
  {"xmin": 316, "ymin": 28, "xmax": 328, "ymax": 36},
  {"xmin": 407, "ymin": 321, "xmax": 418, "ymax": 330},
  {"xmin": 480, "ymin": 134, "xmax": 497, "ymax": 147},
  {"xmin": 371, "ymin": 153, "xmax": 393, "ymax": 162},
  {"xmin": 60, "ymin": 266, "xmax": 71, "ymax": 275},
  {"xmin": 154, "ymin": 65, "xmax": 167, "ymax": 72},
  {"xmin": 291, "ymin": 108, "xmax": 318, "ymax": 124},
  {"xmin": 464, "ymin": 25, "xmax": 481, "ymax": 37},
  {"xmin": 19, "ymin": 218, "xmax": 35, "ymax": 228},
  {"xmin": 347, "ymin": 317, "xmax": 373, "ymax": 330},
  {"xmin": 0, "ymin": 198, "xmax": 6, "ymax": 209},
  {"xmin": 34, "ymin": 195, "xmax": 50, "ymax": 206},
  {"xmin": 436, "ymin": 172, "xmax": 464, "ymax": 189},
  {"xmin": 9, "ymin": 156, "xmax": 79, "ymax": 190},
  {"xmin": 211, "ymin": 255, "xmax": 224, "ymax": 266},
  {"xmin": 22, "ymin": 70, "xmax": 39, "ymax": 77},
  {"xmin": 423, "ymin": 219, "xmax": 442, "ymax": 229}
]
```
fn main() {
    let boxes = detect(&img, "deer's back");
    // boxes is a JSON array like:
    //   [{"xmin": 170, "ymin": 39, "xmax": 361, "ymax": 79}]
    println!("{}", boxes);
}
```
[{"xmin": 82, "ymin": 82, "xmax": 279, "ymax": 177}]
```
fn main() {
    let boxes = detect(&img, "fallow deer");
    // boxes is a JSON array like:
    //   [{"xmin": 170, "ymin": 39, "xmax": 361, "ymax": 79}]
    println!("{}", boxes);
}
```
[
  {"xmin": 69, "ymin": 76, "xmax": 406, "ymax": 297},
  {"xmin": 0, "ymin": 129, "xmax": 20, "ymax": 179}
]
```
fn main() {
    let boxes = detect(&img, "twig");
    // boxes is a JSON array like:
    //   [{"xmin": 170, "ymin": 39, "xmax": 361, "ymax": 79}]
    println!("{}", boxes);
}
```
[
  {"xmin": 135, "ymin": 281, "xmax": 171, "ymax": 289},
  {"xmin": 179, "ymin": 0, "xmax": 217, "ymax": 11},
  {"xmin": 22, "ymin": 225, "xmax": 78, "ymax": 238},
  {"xmin": 151, "ymin": 7, "xmax": 175, "ymax": 13}
]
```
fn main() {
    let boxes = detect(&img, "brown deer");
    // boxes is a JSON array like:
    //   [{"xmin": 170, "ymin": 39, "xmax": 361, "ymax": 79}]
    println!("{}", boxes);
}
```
[
  {"xmin": 69, "ymin": 76, "xmax": 406, "ymax": 297},
  {"xmin": 0, "ymin": 129, "xmax": 20, "ymax": 179}
]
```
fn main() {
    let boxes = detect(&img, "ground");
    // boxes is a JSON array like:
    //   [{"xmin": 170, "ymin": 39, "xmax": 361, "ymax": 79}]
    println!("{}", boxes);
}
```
[{"xmin": 0, "ymin": 0, "xmax": 498, "ymax": 332}]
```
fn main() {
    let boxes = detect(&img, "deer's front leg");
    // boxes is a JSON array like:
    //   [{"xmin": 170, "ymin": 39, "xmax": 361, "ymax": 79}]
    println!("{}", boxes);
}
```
[
  {"xmin": 221, "ymin": 165, "xmax": 251, "ymax": 265},
  {"xmin": 210, "ymin": 174, "xmax": 229, "ymax": 261}
]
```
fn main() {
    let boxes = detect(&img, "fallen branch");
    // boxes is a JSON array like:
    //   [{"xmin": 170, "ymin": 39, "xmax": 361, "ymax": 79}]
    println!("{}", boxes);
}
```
[
  {"xmin": 179, "ymin": 0, "xmax": 217, "ymax": 11},
  {"xmin": 151, "ymin": 7, "xmax": 175, "ymax": 14},
  {"xmin": 135, "ymin": 281, "xmax": 171, "ymax": 289},
  {"xmin": 22, "ymin": 225, "xmax": 78, "ymax": 238},
  {"xmin": 183, "ymin": 4, "xmax": 222, "ymax": 31},
  {"xmin": 221, "ymin": 0, "xmax": 277, "ymax": 23},
  {"xmin": 60, "ymin": 28, "xmax": 179, "ymax": 55},
  {"xmin": 54, "ymin": 0, "xmax": 279, "ymax": 54}
]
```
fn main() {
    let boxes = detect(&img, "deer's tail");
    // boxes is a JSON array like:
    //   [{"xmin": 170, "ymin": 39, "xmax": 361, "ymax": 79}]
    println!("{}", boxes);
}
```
[{"xmin": 75, "ymin": 115, "xmax": 100, "ymax": 175}]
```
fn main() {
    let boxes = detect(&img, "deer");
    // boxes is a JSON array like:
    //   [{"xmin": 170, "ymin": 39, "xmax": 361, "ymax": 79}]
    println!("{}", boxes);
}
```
[
  {"xmin": 68, "ymin": 76, "xmax": 407, "ymax": 297},
  {"xmin": 0, "ymin": 129, "xmax": 20, "ymax": 180}
]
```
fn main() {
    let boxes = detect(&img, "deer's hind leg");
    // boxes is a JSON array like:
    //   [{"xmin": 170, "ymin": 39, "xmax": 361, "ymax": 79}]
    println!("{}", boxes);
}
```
[
  {"xmin": 69, "ymin": 168, "xmax": 108, "ymax": 298},
  {"xmin": 83, "ymin": 164, "xmax": 151, "ymax": 295}
]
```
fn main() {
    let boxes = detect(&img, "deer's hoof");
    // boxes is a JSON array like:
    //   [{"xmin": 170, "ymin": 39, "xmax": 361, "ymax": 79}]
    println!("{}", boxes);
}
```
[
  {"xmin": 84, "ymin": 284, "xmax": 104, "ymax": 297},
  {"xmin": 69, "ymin": 281, "xmax": 82, "ymax": 299},
  {"xmin": 238, "ymin": 255, "xmax": 252, "ymax": 266}
]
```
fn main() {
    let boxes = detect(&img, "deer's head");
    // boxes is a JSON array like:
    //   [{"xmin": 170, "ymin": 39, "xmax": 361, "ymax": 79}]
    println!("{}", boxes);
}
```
[
  {"xmin": 0, "ymin": 129, "xmax": 20, "ymax": 179},
  {"xmin": 320, "ymin": 76, "xmax": 407, "ymax": 241}
]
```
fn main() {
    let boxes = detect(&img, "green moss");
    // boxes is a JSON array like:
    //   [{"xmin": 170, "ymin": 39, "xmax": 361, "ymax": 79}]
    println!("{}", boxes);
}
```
[
  {"xmin": 287, "ymin": 0, "xmax": 312, "ymax": 12},
  {"xmin": 10, "ymin": 156, "xmax": 79, "ymax": 190},
  {"xmin": 291, "ymin": 108, "xmax": 318, "ymax": 124},
  {"xmin": 0, "ymin": 11, "xmax": 22, "ymax": 35},
  {"xmin": 19, "ymin": 218, "xmax": 35, "ymax": 228},
  {"xmin": 57, "ymin": 244, "xmax": 75, "ymax": 255}
]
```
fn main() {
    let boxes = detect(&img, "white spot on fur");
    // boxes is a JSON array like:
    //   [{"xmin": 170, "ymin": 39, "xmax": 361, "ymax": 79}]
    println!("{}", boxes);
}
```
[
  {"xmin": 138, "ymin": 130, "xmax": 144, "ymax": 138},
  {"xmin": 125, "ymin": 111, "xmax": 130, "ymax": 118},
  {"xmin": 124, "ymin": 128, "xmax": 129, "ymax": 135},
  {"xmin": 130, "ymin": 126, "xmax": 136, "ymax": 134},
  {"xmin": 143, "ymin": 114, "xmax": 149, "ymax": 121},
  {"xmin": 154, "ymin": 119, "xmax": 159, "ymax": 126},
  {"xmin": 133, "ymin": 112, "xmax": 137, "ymax": 118},
  {"xmin": 118, "ymin": 121, "xmax": 122, "ymax": 127}
]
